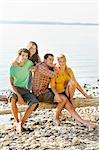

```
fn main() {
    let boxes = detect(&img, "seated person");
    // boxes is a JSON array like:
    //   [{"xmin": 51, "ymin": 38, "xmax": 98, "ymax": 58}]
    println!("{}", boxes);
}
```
[
  {"xmin": 27, "ymin": 41, "xmax": 41, "ymax": 90},
  {"xmin": 51, "ymin": 54, "xmax": 96, "ymax": 129},
  {"xmin": 32, "ymin": 53, "xmax": 66, "ymax": 121},
  {"xmin": 9, "ymin": 48, "xmax": 39, "ymax": 132}
]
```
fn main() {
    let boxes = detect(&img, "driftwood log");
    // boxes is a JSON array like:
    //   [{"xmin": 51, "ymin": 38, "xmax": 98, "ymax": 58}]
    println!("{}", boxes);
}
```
[{"xmin": 0, "ymin": 95, "xmax": 99, "ymax": 115}]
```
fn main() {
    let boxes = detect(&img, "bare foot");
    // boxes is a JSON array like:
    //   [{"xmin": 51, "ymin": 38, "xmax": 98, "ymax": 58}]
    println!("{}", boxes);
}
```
[
  {"xmin": 54, "ymin": 118, "xmax": 60, "ymax": 125},
  {"xmin": 88, "ymin": 123, "xmax": 97, "ymax": 129},
  {"xmin": 84, "ymin": 121, "xmax": 97, "ymax": 130},
  {"xmin": 59, "ymin": 112, "xmax": 62, "ymax": 118}
]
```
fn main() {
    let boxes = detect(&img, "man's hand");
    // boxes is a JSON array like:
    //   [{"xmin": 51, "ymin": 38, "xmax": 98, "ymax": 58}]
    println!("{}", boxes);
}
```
[
  {"xmin": 31, "ymin": 66, "xmax": 37, "ymax": 72},
  {"xmin": 17, "ymin": 95, "xmax": 25, "ymax": 105}
]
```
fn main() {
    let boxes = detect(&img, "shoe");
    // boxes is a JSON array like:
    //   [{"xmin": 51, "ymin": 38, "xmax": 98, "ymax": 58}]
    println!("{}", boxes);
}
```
[
  {"xmin": 15, "ymin": 122, "xmax": 22, "ymax": 133},
  {"xmin": 21, "ymin": 126, "xmax": 33, "ymax": 132},
  {"xmin": 22, "ymin": 122, "xmax": 27, "ymax": 129}
]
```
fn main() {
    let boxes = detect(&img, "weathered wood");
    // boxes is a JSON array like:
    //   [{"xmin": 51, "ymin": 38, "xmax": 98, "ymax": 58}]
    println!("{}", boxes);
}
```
[
  {"xmin": 74, "ymin": 97, "xmax": 99, "ymax": 107},
  {"xmin": 0, "ymin": 105, "xmax": 27, "ymax": 115},
  {"xmin": 0, "ymin": 95, "xmax": 99, "ymax": 115},
  {"xmin": 0, "ymin": 95, "xmax": 8, "ymax": 102}
]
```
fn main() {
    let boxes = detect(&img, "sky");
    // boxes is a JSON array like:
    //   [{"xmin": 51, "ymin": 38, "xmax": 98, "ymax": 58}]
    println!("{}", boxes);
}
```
[
  {"xmin": 0, "ymin": 0, "xmax": 99, "ymax": 23},
  {"xmin": 0, "ymin": 0, "xmax": 99, "ymax": 89}
]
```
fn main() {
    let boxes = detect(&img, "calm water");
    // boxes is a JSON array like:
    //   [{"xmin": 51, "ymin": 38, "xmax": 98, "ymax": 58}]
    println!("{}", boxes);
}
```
[{"xmin": 0, "ymin": 24, "xmax": 99, "ymax": 90}]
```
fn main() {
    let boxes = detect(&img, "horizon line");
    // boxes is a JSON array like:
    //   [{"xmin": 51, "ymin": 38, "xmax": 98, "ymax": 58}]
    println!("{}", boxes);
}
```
[{"xmin": 0, "ymin": 20, "xmax": 99, "ymax": 26}]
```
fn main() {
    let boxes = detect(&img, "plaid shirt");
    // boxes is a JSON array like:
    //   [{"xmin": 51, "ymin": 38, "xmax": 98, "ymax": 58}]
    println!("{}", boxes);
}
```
[{"xmin": 32, "ymin": 62, "xmax": 55, "ymax": 96}]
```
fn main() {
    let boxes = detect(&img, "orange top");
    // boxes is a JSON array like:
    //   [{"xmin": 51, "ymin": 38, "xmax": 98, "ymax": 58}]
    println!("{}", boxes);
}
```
[{"xmin": 51, "ymin": 67, "xmax": 74, "ymax": 93}]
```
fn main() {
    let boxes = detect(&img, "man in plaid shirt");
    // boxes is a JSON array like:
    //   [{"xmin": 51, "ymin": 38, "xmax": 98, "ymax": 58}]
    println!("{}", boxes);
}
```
[
  {"xmin": 32, "ymin": 53, "xmax": 67, "ymax": 124},
  {"xmin": 32, "ymin": 53, "xmax": 56, "ymax": 103}
]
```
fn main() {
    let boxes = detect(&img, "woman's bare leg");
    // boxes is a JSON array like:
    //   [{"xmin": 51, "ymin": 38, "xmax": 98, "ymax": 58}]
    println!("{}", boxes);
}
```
[
  {"xmin": 66, "ymin": 79, "xmax": 76, "ymax": 108},
  {"xmin": 55, "ymin": 99, "xmax": 66, "ymax": 122},
  {"xmin": 61, "ymin": 95, "xmax": 96, "ymax": 129}
]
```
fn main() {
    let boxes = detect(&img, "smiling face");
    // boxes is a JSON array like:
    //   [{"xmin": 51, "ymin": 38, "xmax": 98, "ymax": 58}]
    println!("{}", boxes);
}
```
[
  {"xmin": 58, "ymin": 56, "xmax": 67, "ymax": 67},
  {"xmin": 19, "ymin": 51, "xmax": 29, "ymax": 63},
  {"xmin": 29, "ymin": 44, "xmax": 37, "ymax": 57},
  {"xmin": 45, "ymin": 55, "xmax": 54, "ymax": 68}
]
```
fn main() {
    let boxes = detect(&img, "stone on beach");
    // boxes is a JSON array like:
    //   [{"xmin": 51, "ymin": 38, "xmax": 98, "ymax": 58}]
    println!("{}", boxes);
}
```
[
  {"xmin": 0, "ymin": 106, "xmax": 99, "ymax": 150},
  {"xmin": 0, "ymin": 82, "xmax": 99, "ymax": 149}
]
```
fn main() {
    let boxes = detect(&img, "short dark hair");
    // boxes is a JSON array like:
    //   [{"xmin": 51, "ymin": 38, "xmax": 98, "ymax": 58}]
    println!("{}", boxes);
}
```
[
  {"xmin": 18, "ymin": 48, "xmax": 30, "ymax": 59},
  {"xmin": 44, "ymin": 53, "xmax": 54, "ymax": 60}
]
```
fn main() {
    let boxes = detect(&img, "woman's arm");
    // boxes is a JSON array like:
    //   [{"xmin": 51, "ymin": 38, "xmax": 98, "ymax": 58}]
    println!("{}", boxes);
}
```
[
  {"xmin": 68, "ymin": 68, "xmax": 92, "ymax": 98},
  {"xmin": 76, "ymin": 81, "xmax": 92, "ymax": 98}
]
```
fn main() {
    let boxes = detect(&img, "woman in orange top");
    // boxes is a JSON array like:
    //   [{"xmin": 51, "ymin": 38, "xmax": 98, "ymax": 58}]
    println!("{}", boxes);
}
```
[{"xmin": 51, "ymin": 54, "xmax": 96, "ymax": 130}]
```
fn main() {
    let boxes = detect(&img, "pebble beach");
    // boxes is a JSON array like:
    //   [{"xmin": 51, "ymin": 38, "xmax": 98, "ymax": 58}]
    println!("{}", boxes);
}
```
[{"xmin": 0, "ymin": 83, "xmax": 99, "ymax": 150}]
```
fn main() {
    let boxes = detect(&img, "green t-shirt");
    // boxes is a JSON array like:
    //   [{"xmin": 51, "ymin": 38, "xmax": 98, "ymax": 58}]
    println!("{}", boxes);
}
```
[{"xmin": 10, "ymin": 60, "xmax": 33, "ymax": 88}]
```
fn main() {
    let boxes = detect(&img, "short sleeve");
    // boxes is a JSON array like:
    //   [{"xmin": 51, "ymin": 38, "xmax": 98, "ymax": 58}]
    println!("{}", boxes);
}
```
[
  {"xmin": 28, "ymin": 60, "xmax": 34, "ymax": 69},
  {"xmin": 10, "ymin": 66, "xmax": 14, "ymax": 77}
]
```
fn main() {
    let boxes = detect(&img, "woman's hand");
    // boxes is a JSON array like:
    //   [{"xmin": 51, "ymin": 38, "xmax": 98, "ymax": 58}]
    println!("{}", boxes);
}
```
[
  {"xmin": 54, "ymin": 94, "xmax": 62, "ymax": 103},
  {"xmin": 17, "ymin": 95, "xmax": 25, "ymax": 105},
  {"xmin": 84, "ymin": 93, "xmax": 93, "ymax": 99}
]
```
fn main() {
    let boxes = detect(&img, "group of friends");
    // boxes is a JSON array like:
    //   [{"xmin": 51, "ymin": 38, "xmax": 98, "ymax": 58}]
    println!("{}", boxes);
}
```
[{"xmin": 9, "ymin": 41, "xmax": 97, "ymax": 132}]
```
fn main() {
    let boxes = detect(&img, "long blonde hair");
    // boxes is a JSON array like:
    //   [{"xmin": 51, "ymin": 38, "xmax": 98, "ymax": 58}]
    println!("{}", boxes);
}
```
[
  {"xmin": 57, "ymin": 54, "xmax": 73, "ymax": 77},
  {"xmin": 12, "ymin": 48, "xmax": 30, "ymax": 68},
  {"xmin": 57, "ymin": 54, "xmax": 67, "ymax": 62},
  {"xmin": 57, "ymin": 54, "xmax": 69, "ymax": 72}
]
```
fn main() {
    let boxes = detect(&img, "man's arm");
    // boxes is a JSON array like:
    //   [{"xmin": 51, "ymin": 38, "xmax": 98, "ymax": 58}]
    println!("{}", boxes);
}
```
[
  {"xmin": 38, "ymin": 64, "xmax": 56, "ymax": 78},
  {"xmin": 10, "ymin": 77, "xmax": 25, "ymax": 104}
]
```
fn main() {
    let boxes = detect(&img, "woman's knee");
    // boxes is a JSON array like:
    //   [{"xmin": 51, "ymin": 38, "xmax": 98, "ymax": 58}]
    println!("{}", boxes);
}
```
[
  {"xmin": 60, "ymin": 96, "xmax": 67, "ymax": 105},
  {"xmin": 62, "ymin": 98, "xmax": 66, "ymax": 105},
  {"xmin": 66, "ymin": 80, "xmax": 76, "ymax": 94}
]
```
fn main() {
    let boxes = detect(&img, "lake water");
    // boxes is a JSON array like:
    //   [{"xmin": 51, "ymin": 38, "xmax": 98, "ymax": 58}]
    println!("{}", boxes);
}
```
[{"xmin": 0, "ymin": 23, "xmax": 99, "ymax": 91}]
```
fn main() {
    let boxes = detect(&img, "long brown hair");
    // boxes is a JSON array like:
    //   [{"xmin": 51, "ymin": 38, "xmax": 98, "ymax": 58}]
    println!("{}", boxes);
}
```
[{"xmin": 27, "ymin": 41, "xmax": 41, "ymax": 65}]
